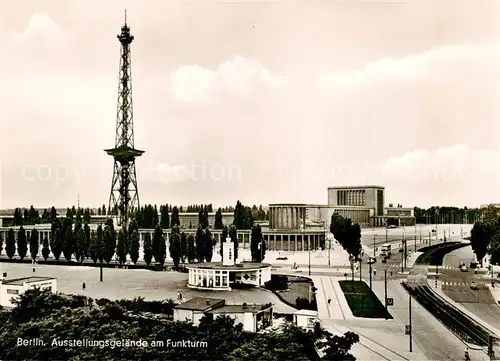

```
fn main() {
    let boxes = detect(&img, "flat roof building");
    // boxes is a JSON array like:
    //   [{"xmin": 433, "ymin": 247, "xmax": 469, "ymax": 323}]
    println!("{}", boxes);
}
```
[
  {"xmin": 0, "ymin": 275, "xmax": 57, "ymax": 308},
  {"xmin": 174, "ymin": 297, "xmax": 273, "ymax": 332}
]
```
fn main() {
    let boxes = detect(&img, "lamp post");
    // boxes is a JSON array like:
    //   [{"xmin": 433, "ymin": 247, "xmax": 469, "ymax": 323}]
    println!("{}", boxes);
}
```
[
  {"xmin": 409, "ymin": 292, "xmax": 413, "ymax": 352},
  {"xmin": 384, "ymin": 269, "xmax": 388, "ymax": 320},
  {"xmin": 308, "ymin": 237, "xmax": 311, "ymax": 276},
  {"xmin": 373, "ymin": 234, "xmax": 376, "ymax": 257},
  {"xmin": 401, "ymin": 240, "xmax": 406, "ymax": 272},
  {"xmin": 369, "ymin": 262, "xmax": 373, "ymax": 290},
  {"xmin": 327, "ymin": 233, "xmax": 332, "ymax": 266}
]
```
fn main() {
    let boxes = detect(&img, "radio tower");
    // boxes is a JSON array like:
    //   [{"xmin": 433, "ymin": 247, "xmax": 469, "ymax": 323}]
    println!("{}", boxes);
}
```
[{"xmin": 105, "ymin": 10, "xmax": 144, "ymax": 226}]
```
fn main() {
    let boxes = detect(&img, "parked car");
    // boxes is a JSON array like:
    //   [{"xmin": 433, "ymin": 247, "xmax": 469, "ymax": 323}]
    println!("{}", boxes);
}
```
[
  {"xmin": 368, "ymin": 257, "xmax": 376, "ymax": 264},
  {"xmin": 470, "ymin": 282, "xmax": 479, "ymax": 290},
  {"xmin": 460, "ymin": 265, "xmax": 468, "ymax": 272}
]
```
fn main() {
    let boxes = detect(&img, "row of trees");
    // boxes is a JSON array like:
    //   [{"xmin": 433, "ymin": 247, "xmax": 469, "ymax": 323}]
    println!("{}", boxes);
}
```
[
  {"xmin": 9, "ymin": 201, "xmax": 269, "ymax": 230},
  {"xmin": 12, "ymin": 206, "xmax": 95, "ymax": 226},
  {"xmin": 0, "ymin": 289, "xmax": 359, "ymax": 361},
  {"xmin": 330, "ymin": 213, "xmax": 362, "ymax": 282},
  {"xmin": 0, "ymin": 221, "xmax": 268, "ymax": 268},
  {"xmin": 412, "ymin": 206, "xmax": 483, "ymax": 224}
]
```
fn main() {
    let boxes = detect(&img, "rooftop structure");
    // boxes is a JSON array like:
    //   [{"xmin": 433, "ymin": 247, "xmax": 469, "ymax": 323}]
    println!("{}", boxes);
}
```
[{"xmin": 1, "ymin": 276, "xmax": 55, "ymax": 286}]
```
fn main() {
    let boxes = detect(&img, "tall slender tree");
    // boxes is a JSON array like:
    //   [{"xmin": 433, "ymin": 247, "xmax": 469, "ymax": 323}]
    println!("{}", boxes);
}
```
[
  {"xmin": 83, "ymin": 223, "xmax": 91, "ymax": 259},
  {"xmin": 143, "ymin": 233, "xmax": 153, "ymax": 265},
  {"xmin": 196, "ymin": 226, "xmax": 205, "ymax": 262},
  {"xmin": 187, "ymin": 234, "xmax": 196, "ymax": 263},
  {"xmin": 229, "ymin": 225, "xmax": 238, "ymax": 260},
  {"xmin": 41, "ymin": 236, "xmax": 50, "ymax": 261},
  {"xmin": 171, "ymin": 206, "xmax": 180, "ymax": 227},
  {"xmin": 6, "ymin": 228, "xmax": 15, "ymax": 259},
  {"xmin": 129, "ymin": 229, "xmax": 140, "ymax": 264},
  {"xmin": 214, "ymin": 208, "xmax": 224, "ymax": 229},
  {"xmin": 88, "ymin": 229, "xmax": 100, "ymax": 264},
  {"xmin": 62, "ymin": 226, "xmax": 74, "ymax": 262},
  {"xmin": 17, "ymin": 227, "xmax": 28, "ymax": 260},
  {"xmin": 180, "ymin": 232, "xmax": 187, "ymax": 263},
  {"xmin": 51, "ymin": 227, "xmax": 64, "ymax": 261},
  {"xmin": 152, "ymin": 225, "xmax": 164, "ymax": 263},
  {"xmin": 204, "ymin": 229, "xmax": 214, "ymax": 262},
  {"xmin": 251, "ymin": 225, "xmax": 266, "ymax": 262},
  {"xmin": 103, "ymin": 226, "xmax": 116, "ymax": 264},
  {"xmin": 29, "ymin": 229, "xmax": 39, "ymax": 261},
  {"xmin": 75, "ymin": 228, "xmax": 86, "ymax": 263},
  {"xmin": 116, "ymin": 227, "xmax": 128, "ymax": 264},
  {"xmin": 160, "ymin": 204, "xmax": 170, "ymax": 229},
  {"xmin": 169, "ymin": 232, "xmax": 181, "ymax": 268}
]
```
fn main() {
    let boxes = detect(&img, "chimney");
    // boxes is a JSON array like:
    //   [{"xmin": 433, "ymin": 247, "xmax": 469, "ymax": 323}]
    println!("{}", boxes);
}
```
[
  {"xmin": 242, "ymin": 302, "xmax": 247, "ymax": 309},
  {"xmin": 206, "ymin": 300, "xmax": 210, "ymax": 305}
]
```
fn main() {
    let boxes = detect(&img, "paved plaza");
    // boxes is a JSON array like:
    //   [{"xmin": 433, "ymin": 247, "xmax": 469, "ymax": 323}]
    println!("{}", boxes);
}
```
[{"xmin": 0, "ymin": 263, "xmax": 296, "ymax": 314}]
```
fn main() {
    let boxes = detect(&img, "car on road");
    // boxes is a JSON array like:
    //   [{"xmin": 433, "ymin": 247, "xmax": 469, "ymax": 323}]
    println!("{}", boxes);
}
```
[
  {"xmin": 470, "ymin": 282, "xmax": 479, "ymax": 290},
  {"xmin": 367, "ymin": 257, "xmax": 376, "ymax": 264},
  {"xmin": 460, "ymin": 265, "xmax": 468, "ymax": 272}
]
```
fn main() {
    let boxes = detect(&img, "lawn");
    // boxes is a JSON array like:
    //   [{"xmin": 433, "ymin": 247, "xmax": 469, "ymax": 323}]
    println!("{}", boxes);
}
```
[{"xmin": 339, "ymin": 280, "xmax": 392, "ymax": 319}]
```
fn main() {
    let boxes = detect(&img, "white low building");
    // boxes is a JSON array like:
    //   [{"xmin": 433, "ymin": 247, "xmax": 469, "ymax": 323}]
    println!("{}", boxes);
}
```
[
  {"xmin": 173, "ymin": 297, "xmax": 273, "ymax": 332},
  {"xmin": 0, "ymin": 274, "xmax": 57, "ymax": 307},
  {"xmin": 294, "ymin": 309, "xmax": 319, "ymax": 330},
  {"xmin": 186, "ymin": 236, "xmax": 272, "ymax": 290}
]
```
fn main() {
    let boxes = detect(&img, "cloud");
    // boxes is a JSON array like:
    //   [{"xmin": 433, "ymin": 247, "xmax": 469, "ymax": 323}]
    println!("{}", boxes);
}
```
[
  {"xmin": 8, "ymin": 13, "xmax": 71, "ymax": 47},
  {"xmin": 318, "ymin": 43, "xmax": 499, "ymax": 91},
  {"xmin": 380, "ymin": 145, "xmax": 500, "ymax": 206},
  {"xmin": 313, "ymin": 42, "xmax": 500, "ymax": 157},
  {"xmin": 168, "ymin": 56, "xmax": 282, "ymax": 103}
]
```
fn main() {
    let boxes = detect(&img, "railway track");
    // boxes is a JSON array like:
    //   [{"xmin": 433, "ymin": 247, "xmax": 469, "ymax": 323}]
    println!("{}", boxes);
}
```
[{"xmin": 403, "ymin": 282, "xmax": 492, "ymax": 347}]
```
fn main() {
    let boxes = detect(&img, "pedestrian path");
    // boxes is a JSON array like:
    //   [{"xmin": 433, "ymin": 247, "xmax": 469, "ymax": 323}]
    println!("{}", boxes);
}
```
[{"xmin": 310, "ymin": 275, "xmax": 347, "ymax": 319}]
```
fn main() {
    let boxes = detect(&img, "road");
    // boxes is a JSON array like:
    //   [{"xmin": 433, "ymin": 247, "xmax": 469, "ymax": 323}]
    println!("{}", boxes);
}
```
[
  {"xmin": 440, "ymin": 246, "xmax": 500, "ymax": 332},
  {"xmin": 362, "ymin": 224, "xmax": 472, "ymax": 251}
]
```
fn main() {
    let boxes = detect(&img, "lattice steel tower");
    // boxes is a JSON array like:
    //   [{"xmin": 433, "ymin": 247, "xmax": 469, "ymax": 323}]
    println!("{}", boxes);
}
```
[{"xmin": 105, "ymin": 11, "xmax": 144, "ymax": 226}]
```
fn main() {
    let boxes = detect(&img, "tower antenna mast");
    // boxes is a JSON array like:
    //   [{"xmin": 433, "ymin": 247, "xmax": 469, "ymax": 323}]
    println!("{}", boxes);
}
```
[{"xmin": 104, "ymin": 13, "xmax": 145, "ymax": 226}]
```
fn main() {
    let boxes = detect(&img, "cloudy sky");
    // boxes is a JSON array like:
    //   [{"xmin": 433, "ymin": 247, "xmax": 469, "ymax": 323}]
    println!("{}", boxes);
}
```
[{"xmin": 0, "ymin": 1, "xmax": 498, "ymax": 209}]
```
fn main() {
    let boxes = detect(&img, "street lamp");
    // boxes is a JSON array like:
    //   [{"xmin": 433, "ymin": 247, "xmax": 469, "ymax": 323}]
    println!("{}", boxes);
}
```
[
  {"xmin": 327, "ymin": 233, "xmax": 333, "ymax": 266},
  {"xmin": 373, "ymin": 234, "xmax": 376, "ymax": 257},
  {"xmin": 384, "ymin": 269, "xmax": 388, "ymax": 320},
  {"xmin": 369, "ymin": 261, "xmax": 373, "ymax": 290},
  {"xmin": 409, "ymin": 292, "xmax": 413, "ymax": 352},
  {"xmin": 308, "ymin": 237, "xmax": 311, "ymax": 276}
]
